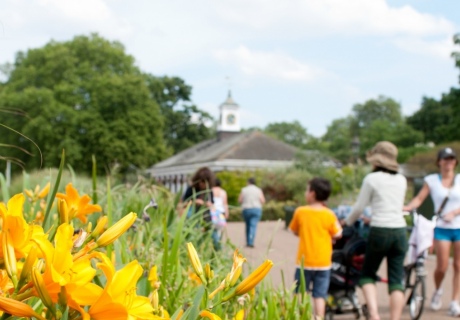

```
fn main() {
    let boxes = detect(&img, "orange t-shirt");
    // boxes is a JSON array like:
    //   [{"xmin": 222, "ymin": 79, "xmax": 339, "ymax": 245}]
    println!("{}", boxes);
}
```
[{"xmin": 289, "ymin": 205, "xmax": 342, "ymax": 269}]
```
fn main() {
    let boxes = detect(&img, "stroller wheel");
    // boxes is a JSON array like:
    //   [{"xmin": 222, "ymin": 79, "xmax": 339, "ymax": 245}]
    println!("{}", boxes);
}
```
[
  {"xmin": 324, "ymin": 311, "xmax": 334, "ymax": 320},
  {"xmin": 362, "ymin": 304, "xmax": 370, "ymax": 320}
]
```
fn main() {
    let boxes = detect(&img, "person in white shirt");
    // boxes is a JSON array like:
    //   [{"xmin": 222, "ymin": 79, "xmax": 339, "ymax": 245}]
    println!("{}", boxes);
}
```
[
  {"xmin": 238, "ymin": 177, "xmax": 265, "ymax": 248},
  {"xmin": 343, "ymin": 141, "xmax": 407, "ymax": 320},
  {"xmin": 404, "ymin": 147, "xmax": 460, "ymax": 316}
]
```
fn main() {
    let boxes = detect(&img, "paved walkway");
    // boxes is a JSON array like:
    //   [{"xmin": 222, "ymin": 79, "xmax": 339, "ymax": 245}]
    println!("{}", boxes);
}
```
[{"xmin": 225, "ymin": 220, "xmax": 456, "ymax": 320}]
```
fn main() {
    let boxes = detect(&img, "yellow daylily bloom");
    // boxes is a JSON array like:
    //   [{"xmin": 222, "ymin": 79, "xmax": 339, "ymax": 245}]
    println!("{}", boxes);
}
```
[
  {"xmin": 234, "ymin": 260, "xmax": 273, "ymax": 296},
  {"xmin": 87, "ymin": 258, "xmax": 155, "ymax": 320},
  {"xmin": 32, "ymin": 266, "xmax": 54, "ymax": 313},
  {"xmin": 0, "ymin": 194, "xmax": 47, "ymax": 260},
  {"xmin": 96, "ymin": 212, "xmax": 137, "ymax": 247},
  {"xmin": 188, "ymin": 269, "xmax": 202, "ymax": 286},
  {"xmin": 18, "ymin": 245, "xmax": 37, "ymax": 288},
  {"xmin": 0, "ymin": 270, "xmax": 14, "ymax": 295},
  {"xmin": 223, "ymin": 260, "xmax": 273, "ymax": 301},
  {"xmin": 24, "ymin": 182, "xmax": 49, "ymax": 202},
  {"xmin": 37, "ymin": 182, "xmax": 50, "ymax": 199},
  {"xmin": 233, "ymin": 309, "xmax": 245, "ymax": 320},
  {"xmin": 0, "ymin": 295, "xmax": 45, "ymax": 320},
  {"xmin": 148, "ymin": 265, "xmax": 161, "ymax": 290},
  {"xmin": 56, "ymin": 183, "xmax": 102, "ymax": 223},
  {"xmin": 204, "ymin": 263, "xmax": 214, "ymax": 282},
  {"xmin": 199, "ymin": 310, "xmax": 222, "ymax": 320},
  {"xmin": 32, "ymin": 223, "xmax": 102, "ymax": 310},
  {"xmin": 209, "ymin": 249, "xmax": 246, "ymax": 299},
  {"xmin": 2, "ymin": 231, "xmax": 17, "ymax": 283},
  {"xmin": 91, "ymin": 216, "xmax": 108, "ymax": 238},
  {"xmin": 186, "ymin": 242, "xmax": 206, "ymax": 285}
]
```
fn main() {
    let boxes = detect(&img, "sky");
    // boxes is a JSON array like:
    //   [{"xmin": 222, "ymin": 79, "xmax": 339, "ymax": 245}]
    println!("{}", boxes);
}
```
[{"xmin": 1, "ymin": 0, "xmax": 459, "ymax": 136}]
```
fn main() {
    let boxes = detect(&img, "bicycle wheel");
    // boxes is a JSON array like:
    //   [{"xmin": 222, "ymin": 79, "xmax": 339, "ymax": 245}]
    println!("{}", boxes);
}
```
[{"xmin": 409, "ymin": 276, "xmax": 425, "ymax": 320}]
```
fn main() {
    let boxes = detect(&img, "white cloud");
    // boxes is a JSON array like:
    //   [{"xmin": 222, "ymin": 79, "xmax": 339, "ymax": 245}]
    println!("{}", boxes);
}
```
[
  {"xmin": 392, "ymin": 35, "xmax": 457, "ymax": 60},
  {"xmin": 36, "ymin": 0, "xmax": 111, "ymax": 22},
  {"xmin": 214, "ymin": 0, "xmax": 455, "ymax": 37},
  {"xmin": 214, "ymin": 46, "xmax": 325, "ymax": 82}
]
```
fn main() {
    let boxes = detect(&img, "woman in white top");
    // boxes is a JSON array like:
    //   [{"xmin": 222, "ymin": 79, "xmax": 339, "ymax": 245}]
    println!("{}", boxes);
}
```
[
  {"xmin": 344, "ymin": 141, "xmax": 407, "ymax": 320},
  {"xmin": 238, "ymin": 177, "xmax": 265, "ymax": 248},
  {"xmin": 404, "ymin": 147, "xmax": 460, "ymax": 316}
]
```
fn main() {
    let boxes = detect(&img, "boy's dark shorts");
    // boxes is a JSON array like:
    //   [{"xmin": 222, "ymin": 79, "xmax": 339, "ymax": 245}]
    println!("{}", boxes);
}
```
[{"xmin": 295, "ymin": 268, "xmax": 331, "ymax": 299}]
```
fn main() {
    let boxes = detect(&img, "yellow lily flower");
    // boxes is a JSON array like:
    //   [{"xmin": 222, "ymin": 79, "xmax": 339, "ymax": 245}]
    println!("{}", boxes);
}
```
[
  {"xmin": 233, "ymin": 309, "xmax": 244, "ymax": 320},
  {"xmin": 223, "ymin": 260, "xmax": 273, "ymax": 301},
  {"xmin": 0, "ymin": 194, "xmax": 46, "ymax": 260},
  {"xmin": 32, "ymin": 223, "xmax": 102, "ymax": 310},
  {"xmin": 188, "ymin": 269, "xmax": 202, "ymax": 286},
  {"xmin": 0, "ymin": 270, "xmax": 14, "ymax": 295},
  {"xmin": 37, "ymin": 182, "xmax": 50, "ymax": 199},
  {"xmin": 87, "ymin": 257, "xmax": 155, "ymax": 320},
  {"xmin": 209, "ymin": 249, "xmax": 246, "ymax": 299},
  {"xmin": 0, "ymin": 295, "xmax": 46, "ymax": 320},
  {"xmin": 32, "ymin": 266, "xmax": 54, "ymax": 313},
  {"xmin": 2, "ymin": 231, "xmax": 18, "ymax": 283},
  {"xmin": 199, "ymin": 310, "xmax": 222, "ymax": 320},
  {"xmin": 234, "ymin": 260, "xmax": 273, "ymax": 296},
  {"xmin": 204, "ymin": 263, "xmax": 214, "ymax": 282},
  {"xmin": 148, "ymin": 265, "xmax": 161, "ymax": 290},
  {"xmin": 96, "ymin": 212, "xmax": 137, "ymax": 247},
  {"xmin": 56, "ymin": 183, "xmax": 102, "ymax": 223},
  {"xmin": 24, "ymin": 182, "xmax": 50, "ymax": 202},
  {"xmin": 186, "ymin": 242, "xmax": 206, "ymax": 285}
]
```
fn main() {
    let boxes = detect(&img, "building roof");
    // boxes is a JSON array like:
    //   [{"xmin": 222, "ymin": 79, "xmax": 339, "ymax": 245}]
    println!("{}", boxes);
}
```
[{"xmin": 147, "ymin": 131, "xmax": 299, "ymax": 177}]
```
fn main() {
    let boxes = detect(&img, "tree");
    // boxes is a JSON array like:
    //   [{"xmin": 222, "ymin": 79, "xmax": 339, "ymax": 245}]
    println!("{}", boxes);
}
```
[
  {"xmin": 322, "ymin": 117, "xmax": 354, "ymax": 163},
  {"xmin": 0, "ymin": 34, "xmax": 168, "ymax": 173},
  {"xmin": 264, "ymin": 120, "xmax": 311, "ymax": 149},
  {"xmin": 323, "ymin": 97, "xmax": 424, "ymax": 163},
  {"xmin": 407, "ymin": 97, "xmax": 453, "ymax": 143},
  {"xmin": 352, "ymin": 95, "xmax": 402, "ymax": 131},
  {"xmin": 145, "ymin": 76, "xmax": 214, "ymax": 153}
]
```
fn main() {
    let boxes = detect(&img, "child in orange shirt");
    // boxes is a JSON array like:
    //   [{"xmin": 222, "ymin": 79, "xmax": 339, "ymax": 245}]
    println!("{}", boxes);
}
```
[{"xmin": 289, "ymin": 177, "xmax": 342, "ymax": 318}]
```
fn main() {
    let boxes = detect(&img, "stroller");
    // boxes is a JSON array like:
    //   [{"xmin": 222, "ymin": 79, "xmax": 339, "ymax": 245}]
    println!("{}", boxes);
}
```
[{"xmin": 325, "ymin": 225, "xmax": 367, "ymax": 320}]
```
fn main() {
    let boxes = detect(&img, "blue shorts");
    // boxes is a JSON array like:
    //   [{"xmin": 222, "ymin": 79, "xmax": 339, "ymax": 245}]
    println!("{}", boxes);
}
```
[
  {"xmin": 294, "ymin": 268, "xmax": 330, "ymax": 299},
  {"xmin": 434, "ymin": 227, "xmax": 460, "ymax": 242}
]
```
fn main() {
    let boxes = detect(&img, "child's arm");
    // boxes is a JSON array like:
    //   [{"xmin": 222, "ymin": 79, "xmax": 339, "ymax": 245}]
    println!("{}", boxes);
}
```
[
  {"xmin": 330, "ymin": 217, "xmax": 343, "ymax": 239},
  {"xmin": 289, "ymin": 209, "xmax": 299, "ymax": 236}
]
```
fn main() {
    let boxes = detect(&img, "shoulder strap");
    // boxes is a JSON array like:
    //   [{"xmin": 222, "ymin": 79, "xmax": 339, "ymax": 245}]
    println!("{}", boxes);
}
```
[{"xmin": 436, "ymin": 175, "xmax": 456, "ymax": 217}]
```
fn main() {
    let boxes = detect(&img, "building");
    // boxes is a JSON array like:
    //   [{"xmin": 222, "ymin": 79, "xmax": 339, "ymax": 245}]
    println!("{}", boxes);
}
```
[{"xmin": 146, "ymin": 92, "xmax": 300, "ymax": 192}]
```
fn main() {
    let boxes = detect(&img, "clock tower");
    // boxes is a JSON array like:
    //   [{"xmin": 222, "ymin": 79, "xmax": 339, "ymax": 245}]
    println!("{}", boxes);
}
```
[{"xmin": 218, "ymin": 91, "xmax": 240, "ymax": 134}]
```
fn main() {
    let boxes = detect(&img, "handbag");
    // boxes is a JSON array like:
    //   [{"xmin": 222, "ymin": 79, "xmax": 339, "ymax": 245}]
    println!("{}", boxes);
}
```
[{"xmin": 210, "ymin": 209, "xmax": 227, "ymax": 230}]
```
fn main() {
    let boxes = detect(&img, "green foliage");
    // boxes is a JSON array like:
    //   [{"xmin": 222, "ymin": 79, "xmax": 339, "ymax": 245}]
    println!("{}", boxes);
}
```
[
  {"xmin": 145, "ymin": 75, "xmax": 214, "ymax": 153},
  {"xmin": 0, "ymin": 34, "xmax": 215, "ymax": 175},
  {"xmin": 322, "ymin": 96, "xmax": 424, "ymax": 163},
  {"xmin": 6, "ymin": 168, "xmax": 314, "ymax": 319},
  {"xmin": 0, "ymin": 34, "xmax": 168, "ymax": 173},
  {"xmin": 215, "ymin": 170, "xmax": 264, "ymax": 206}
]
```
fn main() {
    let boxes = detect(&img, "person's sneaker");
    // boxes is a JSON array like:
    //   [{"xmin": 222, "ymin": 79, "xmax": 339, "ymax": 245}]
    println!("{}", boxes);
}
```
[
  {"xmin": 448, "ymin": 301, "xmax": 460, "ymax": 316},
  {"xmin": 430, "ymin": 289, "xmax": 443, "ymax": 311}
]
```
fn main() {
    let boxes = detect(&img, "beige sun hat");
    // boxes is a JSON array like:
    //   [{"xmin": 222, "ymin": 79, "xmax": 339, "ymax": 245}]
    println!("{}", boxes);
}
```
[{"xmin": 366, "ymin": 141, "xmax": 399, "ymax": 172}]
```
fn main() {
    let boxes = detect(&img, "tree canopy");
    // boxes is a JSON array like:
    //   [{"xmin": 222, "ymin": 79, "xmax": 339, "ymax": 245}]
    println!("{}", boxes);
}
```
[{"xmin": 0, "ymin": 34, "xmax": 213, "ymax": 173}]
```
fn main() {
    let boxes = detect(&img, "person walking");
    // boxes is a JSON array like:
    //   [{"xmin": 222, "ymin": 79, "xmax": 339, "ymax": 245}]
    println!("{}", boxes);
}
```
[
  {"xmin": 211, "ymin": 178, "xmax": 229, "ymax": 249},
  {"xmin": 343, "ymin": 141, "xmax": 407, "ymax": 320},
  {"xmin": 404, "ymin": 147, "xmax": 460, "ymax": 316},
  {"xmin": 178, "ymin": 167, "xmax": 215, "ymax": 223},
  {"xmin": 289, "ymin": 177, "xmax": 342, "ymax": 318},
  {"xmin": 238, "ymin": 177, "xmax": 265, "ymax": 248}
]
